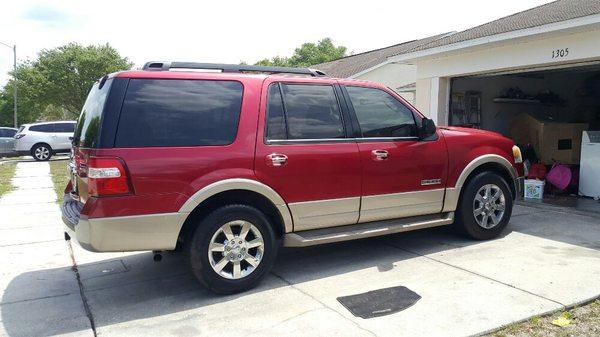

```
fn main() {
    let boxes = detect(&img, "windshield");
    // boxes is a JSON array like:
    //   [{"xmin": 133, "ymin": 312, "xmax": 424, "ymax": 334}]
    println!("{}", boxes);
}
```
[{"xmin": 73, "ymin": 79, "xmax": 113, "ymax": 148}]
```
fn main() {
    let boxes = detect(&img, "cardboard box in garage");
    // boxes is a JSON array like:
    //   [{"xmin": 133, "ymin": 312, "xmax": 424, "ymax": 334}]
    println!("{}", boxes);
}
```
[{"xmin": 509, "ymin": 113, "xmax": 588, "ymax": 164}]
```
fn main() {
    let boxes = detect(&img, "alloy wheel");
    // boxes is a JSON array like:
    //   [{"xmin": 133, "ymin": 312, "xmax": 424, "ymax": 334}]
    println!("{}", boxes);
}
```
[
  {"xmin": 473, "ymin": 184, "xmax": 506, "ymax": 229},
  {"xmin": 34, "ymin": 146, "xmax": 50, "ymax": 160},
  {"xmin": 208, "ymin": 220, "xmax": 265, "ymax": 280}
]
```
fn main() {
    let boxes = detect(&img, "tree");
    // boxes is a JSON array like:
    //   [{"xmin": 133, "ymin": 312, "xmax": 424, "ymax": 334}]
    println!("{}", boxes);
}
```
[
  {"xmin": 0, "ymin": 43, "xmax": 132, "ymax": 125},
  {"xmin": 255, "ymin": 38, "xmax": 347, "ymax": 67}
]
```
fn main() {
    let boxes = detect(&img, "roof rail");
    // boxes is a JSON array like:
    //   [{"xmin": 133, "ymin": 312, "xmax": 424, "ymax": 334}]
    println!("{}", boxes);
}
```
[{"xmin": 142, "ymin": 61, "xmax": 327, "ymax": 77}]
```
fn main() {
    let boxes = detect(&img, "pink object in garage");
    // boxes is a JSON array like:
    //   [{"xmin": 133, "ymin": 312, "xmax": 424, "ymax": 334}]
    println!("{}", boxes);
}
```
[{"xmin": 546, "ymin": 164, "xmax": 572, "ymax": 190}]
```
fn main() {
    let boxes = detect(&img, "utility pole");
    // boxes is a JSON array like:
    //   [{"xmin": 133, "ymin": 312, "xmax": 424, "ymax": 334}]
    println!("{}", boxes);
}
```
[
  {"xmin": 1, "ymin": 41, "xmax": 17, "ymax": 127},
  {"xmin": 12, "ymin": 45, "xmax": 16, "ymax": 128}
]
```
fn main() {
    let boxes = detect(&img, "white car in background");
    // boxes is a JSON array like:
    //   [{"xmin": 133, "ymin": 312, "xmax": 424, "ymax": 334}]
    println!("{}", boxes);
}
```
[{"xmin": 14, "ymin": 121, "xmax": 77, "ymax": 161}]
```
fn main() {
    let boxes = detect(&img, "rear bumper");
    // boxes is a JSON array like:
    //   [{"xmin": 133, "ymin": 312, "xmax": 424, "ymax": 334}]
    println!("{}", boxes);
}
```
[{"xmin": 61, "ymin": 193, "xmax": 188, "ymax": 252}]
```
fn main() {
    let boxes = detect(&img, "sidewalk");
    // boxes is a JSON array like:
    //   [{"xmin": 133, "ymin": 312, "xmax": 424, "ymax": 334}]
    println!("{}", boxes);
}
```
[
  {"xmin": 0, "ymin": 162, "xmax": 92, "ymax": 337},
  {"xmin": 1, "ymin": 161, "xmax": 599, "ymax": 337}
]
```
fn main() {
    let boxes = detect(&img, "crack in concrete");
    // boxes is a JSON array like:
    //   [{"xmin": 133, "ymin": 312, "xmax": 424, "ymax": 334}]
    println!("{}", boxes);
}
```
[
  {"xmin": 270, "ymin": 271, "xmax": 378, "ymax": 337},
  {"xmin": 384, "ymin": 242, "xmax": 567, "ymax": 307},
  {"xmin": 67, "ymin": 240, "xmax": 98, "ymax": 337}
]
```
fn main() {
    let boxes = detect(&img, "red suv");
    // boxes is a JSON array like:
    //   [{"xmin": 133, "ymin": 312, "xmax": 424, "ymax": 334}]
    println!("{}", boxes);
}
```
[{"xmin": 62, "ymin": 62, "xmax": 523, "ymax": 294}]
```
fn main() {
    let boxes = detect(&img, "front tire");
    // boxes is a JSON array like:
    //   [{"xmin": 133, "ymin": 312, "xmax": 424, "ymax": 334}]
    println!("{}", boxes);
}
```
[
  {"xmin": 31, "ymin": 144, "xmax": 52, "ymax": 161},
  {"xmin": 455, "ymin": 172, "xmax": 513, "ymax": 240},
  {"xmin": 187, "ymin": 204, "xmax": 279, "ymax": 294}
]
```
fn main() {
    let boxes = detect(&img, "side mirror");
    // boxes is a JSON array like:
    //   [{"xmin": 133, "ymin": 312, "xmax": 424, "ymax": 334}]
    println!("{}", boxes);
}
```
[{"xmin": 419, "ymin": 117, "xmax": 437, "ymax": 139}]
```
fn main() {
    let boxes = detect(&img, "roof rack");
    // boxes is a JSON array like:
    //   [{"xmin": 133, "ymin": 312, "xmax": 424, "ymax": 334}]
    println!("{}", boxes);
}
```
[{"xmin": 142, "ymin": 61, "xmax": 327, "ymax": 77}]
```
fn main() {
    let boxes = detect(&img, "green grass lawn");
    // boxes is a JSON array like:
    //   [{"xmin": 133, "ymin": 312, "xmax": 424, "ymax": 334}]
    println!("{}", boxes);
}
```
[
  {"xmin": 49, "ymin": 159, "xmax": 70, "ymax": 204},
  {"xmin": 0, "ymin": 162, "xmax": 17, "ymax": 197},
  {"xmin": 489, "ymin": 300, "xmax": 600, "ymax": 337}
]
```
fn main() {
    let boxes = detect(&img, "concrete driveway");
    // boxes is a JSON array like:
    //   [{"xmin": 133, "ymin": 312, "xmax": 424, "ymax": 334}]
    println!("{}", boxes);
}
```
[{"xmin": 1, "ymin": 161, "xmax": 599, "ymax": 337}]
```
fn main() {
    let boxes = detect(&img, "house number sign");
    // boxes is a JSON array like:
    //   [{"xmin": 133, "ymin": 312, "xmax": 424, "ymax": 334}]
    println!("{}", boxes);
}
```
[{"xmin": 552, "ymin": 48, "xmax": 569, "ymax": 59}]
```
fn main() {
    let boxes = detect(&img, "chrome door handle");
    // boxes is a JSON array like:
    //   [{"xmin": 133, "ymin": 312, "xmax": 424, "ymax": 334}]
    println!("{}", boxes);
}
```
[
  {"xmin": 266, "ymin": 153, "xmax": 288, "ymax": 167},
  {"xmin": 371, "ymin": 149, "xmax": 389, "ymax": 161}
]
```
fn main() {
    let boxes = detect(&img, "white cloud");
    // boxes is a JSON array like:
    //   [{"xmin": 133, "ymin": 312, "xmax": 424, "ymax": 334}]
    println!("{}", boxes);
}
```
[{"xmin": 0, "ymin": 0, "xmax": 552, "ymax": 86}]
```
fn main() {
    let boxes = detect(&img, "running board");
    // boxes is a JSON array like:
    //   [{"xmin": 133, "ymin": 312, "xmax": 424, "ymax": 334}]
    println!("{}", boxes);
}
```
[{"xmin": 283, "ymin": 212, "xmax": 454, "ymax": 247}]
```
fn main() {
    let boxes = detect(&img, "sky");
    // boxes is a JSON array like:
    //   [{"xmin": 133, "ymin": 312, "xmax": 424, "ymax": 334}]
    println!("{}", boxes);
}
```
[{"xmin": 0, "ymin": 0, "xmax": 552, "ymax": 86}]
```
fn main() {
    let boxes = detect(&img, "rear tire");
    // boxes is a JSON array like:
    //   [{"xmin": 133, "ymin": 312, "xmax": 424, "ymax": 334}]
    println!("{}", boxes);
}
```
[
  {"xmin": 31, "ymin": 144, "xmax": 52, "ymax": 161},
  {"xmin": 186, "ymin": 204, "xmax": 279, "ymax": 294},
  {"xmin": 455, "ymin": 172, "xmax": 513, "ymax": 240}
]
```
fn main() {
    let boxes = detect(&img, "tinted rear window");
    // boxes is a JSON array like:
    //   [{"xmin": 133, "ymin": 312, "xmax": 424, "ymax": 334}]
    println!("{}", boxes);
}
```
[
  {"xmin": 0, "ymin": 129, "xmax": 16, "ymax": 137},
  {"xmin": 115, "ymin": 79, "xmax": 243, "ymax": 147},
  {"xmin": 74, "ymin": 79, "xmax": 113, "ymax": 148},
  {"xmin": 55, "ymin": 123, "xmax": 75, "ymax": 133},
  {"xmin": 30, "ymin": 124, "xmax": 54, "ymax": 132}
]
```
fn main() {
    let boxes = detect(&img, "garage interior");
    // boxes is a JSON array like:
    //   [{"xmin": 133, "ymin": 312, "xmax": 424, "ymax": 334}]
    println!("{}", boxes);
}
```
[{"xmin": 449, "ymin": 63, "xmax": 600, "ymax": 212}]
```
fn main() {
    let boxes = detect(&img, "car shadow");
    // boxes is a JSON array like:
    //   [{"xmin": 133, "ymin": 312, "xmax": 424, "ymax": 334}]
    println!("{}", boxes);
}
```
[{"xmin": 1, "ymin": 204, "xmax": 598, "ymax": 336}]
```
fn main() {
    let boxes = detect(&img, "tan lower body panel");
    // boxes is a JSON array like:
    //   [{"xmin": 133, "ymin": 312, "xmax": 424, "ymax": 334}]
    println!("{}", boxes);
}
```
[
  {"xmin": 284, "ymin": 212, "xmax": 454, "ymax": 247},
  {"xmin": 72, "ymin": 212, "xmax": 188, "ymax": 252},
  {"xmin": 288, "ymin": 197, "xmax": 360, "ymax": 231},
  {"xmin": 443, "ymin": 187, "xmax": 460, "ymax": 212},
  {"xmin": 359, "ymin": 189, "xmax": 445, "ymax": 223}
]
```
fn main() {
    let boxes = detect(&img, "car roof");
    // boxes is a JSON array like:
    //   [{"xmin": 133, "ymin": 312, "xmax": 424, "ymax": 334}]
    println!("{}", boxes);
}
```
[
  {"xmin": 22, "ymin": 121, "xmax": 76, "ymax": 127},
  {"xmin": 0, "ymin": 127, "xmax": 17, "ymax": 130},
  {"xmin": 110, "ymin": 70, "xmax": 386, "ymax": 88}
]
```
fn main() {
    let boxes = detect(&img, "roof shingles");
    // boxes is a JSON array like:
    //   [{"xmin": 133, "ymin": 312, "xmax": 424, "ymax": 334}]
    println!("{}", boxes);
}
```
[
  {"xmin": 312, "ymin": 33, "xmax": 449, "ymax": 78},
  {"xmin": 406, "ymin": 0, "xmax": 600, "ymax": 54}
]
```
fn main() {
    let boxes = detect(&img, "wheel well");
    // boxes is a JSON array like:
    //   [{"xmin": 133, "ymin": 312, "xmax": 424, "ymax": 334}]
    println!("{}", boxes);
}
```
[
  {"xmin": 177, "ymin": 189, "xmax": 285, "ymax": 248},
  {"xmin": 30, "ymin": 142, "xmax": 52, "ymax": 153},
  {"xmin": 463, "ymin": 162, "xmax": 516, "ymax": 199}
]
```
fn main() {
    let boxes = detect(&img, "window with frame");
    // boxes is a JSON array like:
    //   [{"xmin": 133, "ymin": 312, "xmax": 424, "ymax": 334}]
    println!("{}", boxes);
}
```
[
  {"xmin": 346, "ymin": 86, "xmax": 417, "ymax": 138},
  {"xmin": 29, "ymin": 124, "xmax": 54, "ymax": 133},
  {"xmin": 0, "ymin": 129, "xmax": 15, "ymax": 137},
  {"xmin": 115, "ymin": 79, "xmax": 243, "ymax": 147},
  {"xmin": 266, "ymin": 83, "xmax": 345, "ymax": 140},
  {"xmin": 55, "ymin": 123, "xmax": 76, "ymax": 133},
  {"xmin": 265, "ymin": 84, "xmax": 287, "ymax": 140}
]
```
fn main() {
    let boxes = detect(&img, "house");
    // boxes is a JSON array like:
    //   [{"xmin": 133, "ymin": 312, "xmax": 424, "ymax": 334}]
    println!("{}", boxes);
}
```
[
  {"xmin": 317, "ymin": 0, "xmax": 600, "ymax": 198},
  {"xmin": 313, "ymin": 33, "xmax": 450, "ymax": 104},
  {"xmin": 387, "ymin": 0, "xmax": 600, "ymax": 137}
]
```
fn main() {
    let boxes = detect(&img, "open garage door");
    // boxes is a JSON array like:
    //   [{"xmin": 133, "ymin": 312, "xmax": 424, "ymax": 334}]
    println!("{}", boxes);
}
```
[{"xmin": 449, "ymin": 63, "xmax": 600, "ymax": 201}]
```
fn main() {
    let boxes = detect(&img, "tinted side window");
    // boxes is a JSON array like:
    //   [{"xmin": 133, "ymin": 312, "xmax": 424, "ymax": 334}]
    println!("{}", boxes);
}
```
[
  {"xmin": 29, "ymin": 124, "xmax": 54, "ymax": 133},
  {"xmin": 115, "ymin": 79, "xmax": 243, "ymax": 147},
  {"xmin": 0, "ymin": 129, "xmax": 6, "ymax": 137},
  {"xmin": 280, "ymin": 84, "xmax": 344, "ymax": 139},
  {"xmin": 55, "ymin": 123, "xmax": 75, "ymax": 133},
  {"xmin": 346, "ymin": 86, "xmax": 417, "ymax": 138},
  {"xmin": 266, "ymin": 84, "xmax": 287, "ymax": 140},
  {"xmin": 6, "ymin": 129, "xmax": 16, "ymax": 137}
]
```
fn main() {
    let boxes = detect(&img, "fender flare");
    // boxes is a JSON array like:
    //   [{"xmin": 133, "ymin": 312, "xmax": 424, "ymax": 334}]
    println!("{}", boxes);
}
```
[
  {"xmin": 178, "ymin": 178, "xmax": 294, "ymax": 233},
  {"xmin": 443, "ymin": 154, "xmax": 517, "ymax": 212}
]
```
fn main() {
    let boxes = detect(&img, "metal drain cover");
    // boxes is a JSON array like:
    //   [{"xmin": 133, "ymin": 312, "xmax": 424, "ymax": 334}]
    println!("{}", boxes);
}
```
[{"xmin": 337, "ymin": 286, "xmax": 421, "ymax": 319}]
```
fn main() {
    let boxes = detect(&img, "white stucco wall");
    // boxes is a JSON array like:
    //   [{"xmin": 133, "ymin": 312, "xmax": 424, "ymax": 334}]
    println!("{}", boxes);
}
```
[{"xmin": 355, "ymin": 63, "xmax": 417, "ymax": 90}]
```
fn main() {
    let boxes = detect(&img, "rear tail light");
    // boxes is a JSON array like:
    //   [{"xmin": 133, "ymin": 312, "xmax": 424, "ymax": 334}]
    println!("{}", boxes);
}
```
[
  {"xmin": 87, "ymin": 157, "xmax": 132, "ymax": 197},
  {"xmin": 14, "ymin": 134, "xmax": 25, "ymax": 139}
]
